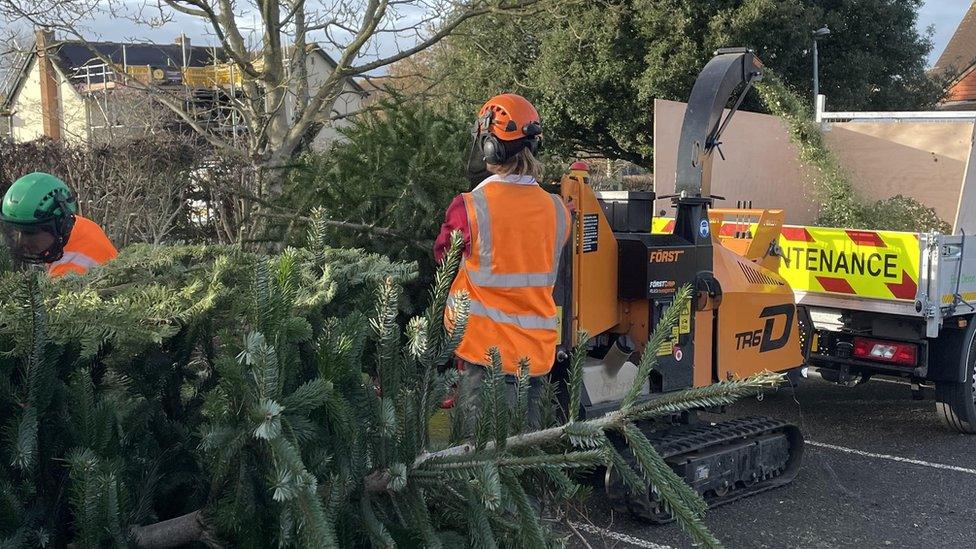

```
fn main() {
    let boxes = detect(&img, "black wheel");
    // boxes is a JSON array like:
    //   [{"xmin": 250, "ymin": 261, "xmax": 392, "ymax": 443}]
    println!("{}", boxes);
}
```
[{"xmin": 935, "ymin": 328, "xmax": 976, "ymax": 434}]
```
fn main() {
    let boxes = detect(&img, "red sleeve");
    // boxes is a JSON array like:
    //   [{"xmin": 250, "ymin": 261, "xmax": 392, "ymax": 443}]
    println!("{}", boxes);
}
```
[{"xmin": 434, "ymin": 194, "xmax": 471, "ymax": 262}]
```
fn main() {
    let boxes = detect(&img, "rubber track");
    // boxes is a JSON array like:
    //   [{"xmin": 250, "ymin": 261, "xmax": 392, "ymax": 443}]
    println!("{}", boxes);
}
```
[{"xmin": 608, "ymin": 416, "xmax": 803, "ymax": 523}]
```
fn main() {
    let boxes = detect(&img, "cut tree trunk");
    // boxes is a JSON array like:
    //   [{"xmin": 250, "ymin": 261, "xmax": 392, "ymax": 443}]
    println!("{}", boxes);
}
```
[{"xmin": 130, "ymin": 510, "xmax": 207, "ymax": 549}]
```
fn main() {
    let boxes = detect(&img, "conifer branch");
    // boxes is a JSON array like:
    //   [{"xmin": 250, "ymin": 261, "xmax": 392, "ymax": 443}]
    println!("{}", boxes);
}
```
[
  {"xmin": 512, "ymin": 360, "xmax": 531, "ymax": 434},
  {"xmin": 1, "ymin": 231, "xmax": 771, "ymax": 547},
  {"xmin": 567, "ymin": 330, "xmax": 588, "ymax": 423},
  {"xmin": 414, "ymin": 372, "xmax": 784, "ymax": 467}
]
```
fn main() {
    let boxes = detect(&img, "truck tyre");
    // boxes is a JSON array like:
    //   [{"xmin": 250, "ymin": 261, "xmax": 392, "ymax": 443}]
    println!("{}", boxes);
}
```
[{"xmin": 935, "ymin": 328, "xmax": 976, "ymax": 434}]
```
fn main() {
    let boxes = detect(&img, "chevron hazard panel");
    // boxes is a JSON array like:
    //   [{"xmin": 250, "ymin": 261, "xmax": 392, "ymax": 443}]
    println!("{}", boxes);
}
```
[{"xmin": 651, "ymin": 219, "xmax": 921, "ymax": 301}]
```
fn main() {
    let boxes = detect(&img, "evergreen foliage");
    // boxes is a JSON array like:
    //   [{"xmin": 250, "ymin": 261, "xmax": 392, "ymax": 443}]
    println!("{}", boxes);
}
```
[
  {"xmin": 0, "ymin": 219, "xmax": 778, "ymax": 547},
  {"xmin": 0, "ymin": 245, "xmax": 11, "ymax": 275},
  {"xmin": 282, "ymin": 96, "xmax": 470, "ymax": 283},
  {"xmin": 431, "ymin": 0, "xmax": 941, "ymax": 166}
]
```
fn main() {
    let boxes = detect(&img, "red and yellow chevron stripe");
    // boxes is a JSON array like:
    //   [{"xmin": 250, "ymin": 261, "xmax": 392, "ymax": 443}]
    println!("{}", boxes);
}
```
[{"xmin": 651, "ymin": 218, "xmax": 921, "ymax": 301}]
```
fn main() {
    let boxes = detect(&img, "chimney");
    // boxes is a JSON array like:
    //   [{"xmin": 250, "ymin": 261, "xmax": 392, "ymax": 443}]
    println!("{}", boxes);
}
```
[
  {"xmin": 35, "ymin": 28, "xmax": 61, "ymax": 140},
  {"xmin": 174, "ymin": 34, "xmax": 190, "ymax": 48}
]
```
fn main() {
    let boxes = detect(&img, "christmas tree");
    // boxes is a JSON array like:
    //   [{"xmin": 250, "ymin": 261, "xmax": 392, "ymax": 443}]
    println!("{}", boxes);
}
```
[{"xmin": 0, "ymin": 214, "xmax": 778, "ymax": 548}]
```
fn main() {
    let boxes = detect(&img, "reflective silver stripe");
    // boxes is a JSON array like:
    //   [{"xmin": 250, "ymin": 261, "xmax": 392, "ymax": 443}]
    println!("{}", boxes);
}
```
[
  {"xmin": 468, "ymin": 270, "xmax": 555, "ymax": 286},
  {"xmin": 50, "ymin": 251, "xmax": 98, "ymax": 270},
  {"xmin": 471, "ymin": 189, "xmax": 492, "ymax": 277},
  {"xmin": 467, "ymin": 185, "xmax": 566, "ymax": 288},
  {"xmin": 467, "ymin": 299, "xmax": 558, "ymax": 330}
]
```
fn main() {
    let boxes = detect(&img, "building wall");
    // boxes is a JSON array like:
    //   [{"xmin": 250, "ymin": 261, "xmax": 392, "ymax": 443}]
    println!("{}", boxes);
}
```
[
  {"xmin": 283, "ymin": 52, "xmax": 364, "ymax": 151},
  {"xmin": 8, "ymin": 57, "xmax": 89, "ymax": 143},
  {"xmin": 57, "ymin": 65, "xmax": 90, "ymax": 143},
  {"xmin": 653, "ymin": 99, "xmax": 973, "ymax": 227},
  {"xmin": 310, "ymin": 85, "xmax": 362, "ymax": 150},
  {"xmin": 0, "ymin": 114, "xmax": 11, "ymax": 141},
  {"xmin": 9, "ymin": 57, "xmax": 46, "ymax": 142}
]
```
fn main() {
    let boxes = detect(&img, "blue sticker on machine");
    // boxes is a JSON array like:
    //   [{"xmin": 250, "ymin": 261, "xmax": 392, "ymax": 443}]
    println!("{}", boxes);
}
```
[{"xmin": 699, "ymin": 219, "xmax": 710, "ymax": 238}]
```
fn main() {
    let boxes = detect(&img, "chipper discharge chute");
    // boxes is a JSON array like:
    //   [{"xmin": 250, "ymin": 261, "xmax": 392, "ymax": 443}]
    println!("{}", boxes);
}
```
[{"xmin": 548, "ymin": 49, "xmax": 805, "ymax": 522}]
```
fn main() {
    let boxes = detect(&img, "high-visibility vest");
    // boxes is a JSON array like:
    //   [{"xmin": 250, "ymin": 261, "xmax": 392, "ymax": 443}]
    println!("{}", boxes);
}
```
[
  {"xmin": 446, "ymin": 176, "xmax": 570, "ymax": 376},
  {"xmin": 48, "ymin": 215, "xmax": 117, "ymax": 277}
]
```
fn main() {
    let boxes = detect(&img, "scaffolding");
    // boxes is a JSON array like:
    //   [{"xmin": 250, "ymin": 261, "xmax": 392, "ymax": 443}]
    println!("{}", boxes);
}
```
[{"xmin": 69, "ymin": 40, "xmax": 249, "ymax": 142}]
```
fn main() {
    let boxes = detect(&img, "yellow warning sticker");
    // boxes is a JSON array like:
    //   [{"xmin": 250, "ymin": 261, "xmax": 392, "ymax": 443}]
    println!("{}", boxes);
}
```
[
  {"xmin": 657, "ymin": 340, "xmax": 673, "ymax": 356},
  {"xmin": 657, "ymin": 326, "xmax": 681, "ymax": 357},
  {"xmin": 679, "ymin": 301, "xmax": 691, "ymax": 334}
]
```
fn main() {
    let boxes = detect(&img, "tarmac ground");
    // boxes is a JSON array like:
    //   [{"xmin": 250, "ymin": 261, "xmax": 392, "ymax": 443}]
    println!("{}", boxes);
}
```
[{"xmin": 567, "ymin": 373, "xmax": 976, "ymax": 548}]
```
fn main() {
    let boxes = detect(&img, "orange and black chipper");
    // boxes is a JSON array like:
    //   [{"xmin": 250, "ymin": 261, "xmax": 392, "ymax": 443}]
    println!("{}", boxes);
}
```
[{"xmin": 548, "ymin": 49, "xmax": 804, "ymax": 523}]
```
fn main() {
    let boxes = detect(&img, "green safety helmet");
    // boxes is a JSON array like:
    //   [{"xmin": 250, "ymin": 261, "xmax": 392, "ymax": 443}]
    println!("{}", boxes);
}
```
[{"xmin": 0, "ymin": 172, "xmax": 78, "ymax": 263}]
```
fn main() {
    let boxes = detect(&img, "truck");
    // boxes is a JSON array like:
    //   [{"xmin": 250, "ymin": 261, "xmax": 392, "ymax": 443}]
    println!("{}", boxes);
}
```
[
  {"xmin": 647, "ymin": 94, "xmax": 976, "ymax": 433},
  {"xmin": 654, "ymin": 197, "xmax": 976, "ymax": 433}
]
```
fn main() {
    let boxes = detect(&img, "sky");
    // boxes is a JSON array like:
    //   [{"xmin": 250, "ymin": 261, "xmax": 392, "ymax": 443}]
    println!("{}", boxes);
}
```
[
  {"xmin": 79, "ymin": 1, "xmax": 976, "ymax": 69},
  {"xmin": 4, "ymin": 1, "xmax": 975, "ymax": 69},
  {"xmin": 918, "ymin": 0, "xmax": 972, "ymax": 65}
]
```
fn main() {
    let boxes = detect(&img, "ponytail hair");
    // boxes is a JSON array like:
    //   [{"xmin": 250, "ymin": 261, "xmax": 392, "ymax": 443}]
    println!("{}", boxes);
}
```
[{"xmin": 498, "ymin": 147, "xmax": 543, "ymax": 181}]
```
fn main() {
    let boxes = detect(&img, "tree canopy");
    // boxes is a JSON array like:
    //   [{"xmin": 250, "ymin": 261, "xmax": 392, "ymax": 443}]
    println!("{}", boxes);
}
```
[{"xmin": 432, "ymin": 0, "xmax": 942, "ymax": 166}]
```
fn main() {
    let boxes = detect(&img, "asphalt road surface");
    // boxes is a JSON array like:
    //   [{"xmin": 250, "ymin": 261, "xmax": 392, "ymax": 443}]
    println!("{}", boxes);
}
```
[{"xmin": 567, "ymin": 374, "xmax": 976, "ymax": 548}]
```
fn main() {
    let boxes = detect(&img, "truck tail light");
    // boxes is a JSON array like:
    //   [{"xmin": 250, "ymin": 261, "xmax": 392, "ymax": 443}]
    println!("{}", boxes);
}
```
[{"xmin": 852, "ymin": 337, "xmax": 917, "ymax": 366}]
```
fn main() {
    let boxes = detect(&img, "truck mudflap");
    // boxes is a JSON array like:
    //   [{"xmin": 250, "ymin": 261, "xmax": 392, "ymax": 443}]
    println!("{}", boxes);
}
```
[{"xmin": 607, "ymin": 416, "xmax": 803, "ymax": 523}]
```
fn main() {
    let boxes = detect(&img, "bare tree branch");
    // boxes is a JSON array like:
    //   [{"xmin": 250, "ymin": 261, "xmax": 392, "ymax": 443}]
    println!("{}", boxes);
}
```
[
  {"xmin": 348, "ymin": 0, "xmax": 540, "ymax": 75},
  {"xmin": 0, "ymin": 0, "xmax": 545, "ymax": 243}
]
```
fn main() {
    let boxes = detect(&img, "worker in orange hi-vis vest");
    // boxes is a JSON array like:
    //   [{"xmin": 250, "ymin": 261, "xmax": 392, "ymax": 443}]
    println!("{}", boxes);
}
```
[
  {"xmin": 434, "ymin": 94, "xmax": 570, "ymax": 429},
  {"xmin": 1, "ymin": 172, "xmax": 117, "ymax": 277}
]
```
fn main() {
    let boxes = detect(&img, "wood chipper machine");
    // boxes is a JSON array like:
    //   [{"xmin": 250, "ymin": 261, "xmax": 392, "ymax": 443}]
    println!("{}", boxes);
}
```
[{"xmin": 547, "ymin": 49, "xmax": 807, "ymax": 521}]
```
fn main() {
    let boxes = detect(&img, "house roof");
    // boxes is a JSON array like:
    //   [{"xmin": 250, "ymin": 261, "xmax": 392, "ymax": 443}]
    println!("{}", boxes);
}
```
[
  {"xmin": 55, "ymin": 41, "xmax": 219, "ymax": 73},
  {"xmin": 933, "ymin": 2, "xmax": 976, "ymax": 77},
  {"xmin": 1, "ymin": 35, "xmax": 366, "ymax": 110},
  {"xmin": 0, "ymin": 50, "xmax": 35, "ymax": 111},
  {"xmin": 1, "ymin": 38, "xmax": 221, "ymax": 108}
]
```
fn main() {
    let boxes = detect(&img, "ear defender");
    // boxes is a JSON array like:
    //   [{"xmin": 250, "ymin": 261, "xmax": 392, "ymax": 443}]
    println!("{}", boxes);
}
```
[
  {"xmin": 478, "ymin": 110, "xmax": 509, "ymax": 164},
  {"xmin": 474, "ymin": 95, "xmax": 543, "ymax": 164}
]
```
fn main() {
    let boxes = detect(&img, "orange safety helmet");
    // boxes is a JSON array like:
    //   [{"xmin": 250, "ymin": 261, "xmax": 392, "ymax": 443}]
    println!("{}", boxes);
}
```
[
  {"xmin": 478, "ymin": 94, "xmax": 542, "ymax": 141},
  {"xmin": 474, "ymin": 94, "xmax": 543, "ymax": 166}
]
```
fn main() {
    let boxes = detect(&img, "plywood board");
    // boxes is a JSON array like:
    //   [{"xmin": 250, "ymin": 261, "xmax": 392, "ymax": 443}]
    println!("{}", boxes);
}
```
[
  {"xmin": 823, "ymin": 121, "xmax": 973, "ymax": 225},
  {"xmin": 954, "ymin": 124, "xmax": 976, "ymax": 235},
  {"xmin": 653, "ymin": 99, "xmax": 818, "ymax": 224},
  {"xmin": 653, "ymin": 99, "xmax": 974, "ymax": 228}
]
